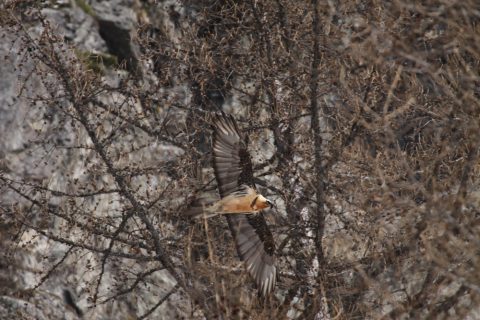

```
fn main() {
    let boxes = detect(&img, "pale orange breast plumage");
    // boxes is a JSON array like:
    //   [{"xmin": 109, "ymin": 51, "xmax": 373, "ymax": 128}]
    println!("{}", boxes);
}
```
[
  {"xmin": 215, "ymin": 190, "xmax": 271, "ymax": 213},
  {"xmin": 218, "ymin": 192, "xmax": 258, "ymax": 213}
]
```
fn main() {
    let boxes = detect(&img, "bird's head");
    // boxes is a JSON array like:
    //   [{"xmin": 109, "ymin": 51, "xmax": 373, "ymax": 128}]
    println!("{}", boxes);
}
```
[{"xmin": 252, "ymin": 194, "xmax": 274, "ymax": 211}]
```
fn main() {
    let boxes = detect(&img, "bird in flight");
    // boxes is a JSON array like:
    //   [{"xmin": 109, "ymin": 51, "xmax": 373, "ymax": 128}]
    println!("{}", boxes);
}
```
[{"xmin": 193, "ymin": 112, "xmax": 277, "ymax": 296}]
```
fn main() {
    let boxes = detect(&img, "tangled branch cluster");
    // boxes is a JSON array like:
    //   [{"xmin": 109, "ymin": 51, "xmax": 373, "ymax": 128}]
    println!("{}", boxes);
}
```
[{"xmin": 0, "ymin": 0, "xmax": 479, "ymax": 318}]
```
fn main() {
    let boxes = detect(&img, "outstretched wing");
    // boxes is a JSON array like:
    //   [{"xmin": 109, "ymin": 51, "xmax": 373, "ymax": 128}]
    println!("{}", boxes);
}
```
[
  {"xmin": 228, "ymin": 214, "xmax": 277, "ymax": 296},
  {"xmin": 212, "ymin": 113, "xmax": 276, "ymax": 296},
  {"xmin": 212, "ymin": 113, "xmax": 254, "ymax": 197}
]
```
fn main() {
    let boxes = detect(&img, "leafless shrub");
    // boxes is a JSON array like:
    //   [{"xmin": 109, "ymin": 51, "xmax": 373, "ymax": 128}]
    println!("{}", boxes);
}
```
[{"xmin": 0, "ymin": 0, "xmax": 479, "ymax": 319}]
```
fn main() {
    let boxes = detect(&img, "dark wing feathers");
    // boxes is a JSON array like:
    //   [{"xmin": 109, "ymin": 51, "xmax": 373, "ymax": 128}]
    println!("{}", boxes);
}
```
[
  {"xmin": 212, "ymin": 112, "xmax": 277, "ymax": 296},
  {"xmin": 212, "ymin": 113, "xmax": 255, "ymax": 197},
  {"xmin": 227, "ymin": 215, "xmax": 277, "ymax": 296},
  {"xmin": 247, "ymin": 215, "xmax": 275, "ymax": 256}
]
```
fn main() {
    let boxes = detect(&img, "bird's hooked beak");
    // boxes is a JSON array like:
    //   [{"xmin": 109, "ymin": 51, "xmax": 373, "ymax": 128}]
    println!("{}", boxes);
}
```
[{"xmin": 266, "ymin": 200, "xmax": 274, "ymax": 208}]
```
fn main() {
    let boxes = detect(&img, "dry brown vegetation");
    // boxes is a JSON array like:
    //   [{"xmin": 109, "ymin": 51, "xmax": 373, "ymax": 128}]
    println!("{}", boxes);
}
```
[{"xmin": 1, "ymin": 0, "xmax": 480, "ymax": 319}]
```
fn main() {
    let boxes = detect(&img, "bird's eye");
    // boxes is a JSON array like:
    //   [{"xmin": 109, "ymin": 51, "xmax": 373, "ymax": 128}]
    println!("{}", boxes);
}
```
[{"xmin": 250, "ymin": 196, "xmax": 259, "ymax": 208}]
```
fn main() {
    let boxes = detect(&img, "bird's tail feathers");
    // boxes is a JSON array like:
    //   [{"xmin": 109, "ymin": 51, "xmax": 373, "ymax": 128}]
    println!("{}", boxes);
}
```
[{"xmin": 185, "ymin": 194, "xmax": 220, "ymax": 219}]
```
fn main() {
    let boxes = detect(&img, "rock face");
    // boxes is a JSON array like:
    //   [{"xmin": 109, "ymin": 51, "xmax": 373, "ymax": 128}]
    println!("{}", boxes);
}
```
[
  {"xmin": 0, "ymin": 1, "xmax": 190, "ymax": 319},
  {"xmin": 2, "ymin": 0, "xmax": 480, "ymax": 319},
  {"xmin": 93, "ymin": 0, "xmax": 140, "ymax": 74}
]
